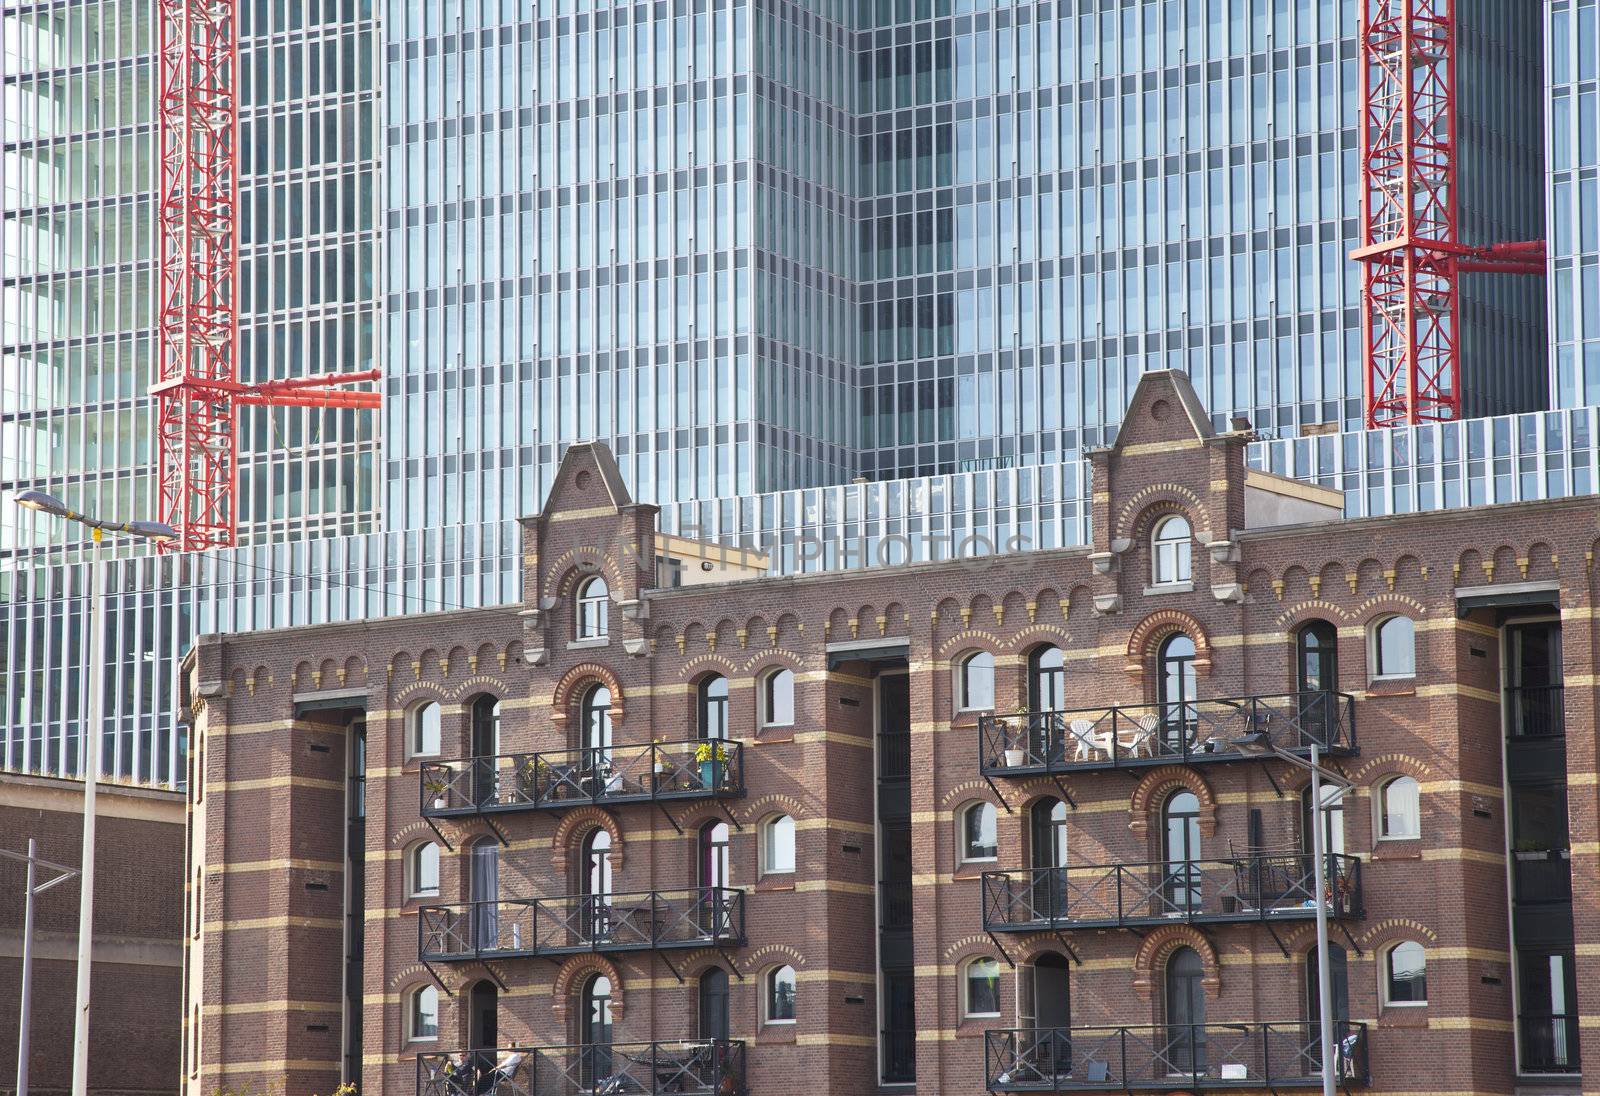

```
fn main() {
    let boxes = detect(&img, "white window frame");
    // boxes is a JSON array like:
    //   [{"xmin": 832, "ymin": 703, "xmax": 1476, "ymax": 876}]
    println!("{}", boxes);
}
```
[
  {"xmin": 407, "ymin": 984, "xmax": 440, "ymax": 1042},
  {"xmin": 761, "ymin": 814, "xmax": 796, "ymax": 875},
  {"xmin": 764, "ymin": 964, "xmax": 798, "ymax": 1025},
  {"xmin": 956, "ymin": 650, "xmax": 996, "ymax": 713},
  {"xmin": 409, "ymin": 700, "xmax": 442, "ymax": 759},
  {"xmin": 959, "ymin": 801, "xmax": 999, "ymax": 864},
  {"xmin": 1381, "ymin": 941, "xmax": 1428, "ymax": 1007},
  {"xmin": 1150, "ymin": 514, "xmax": 1193, "ymax": 587},
  {"xmin": 761, "ymin": 667, "xmax": 796, "ymax": 728},
  {"xmin": 1369, "ymin": 614, "xmax": 1417, "ymax": 680},
  {"xmin": 1375, "ymin": 775, "xmax": 1421, "ymax": 840},
  {"xmin": 962, "ymin": 957, "xmax": 1003, "ymax": 1018},
  {"xmin": 576, "ymin": 576, "xmax": 610, "ymax": 639},
  {"xmin": 407, "ymin": 841, "xmax": 441, "ymax": 899}
]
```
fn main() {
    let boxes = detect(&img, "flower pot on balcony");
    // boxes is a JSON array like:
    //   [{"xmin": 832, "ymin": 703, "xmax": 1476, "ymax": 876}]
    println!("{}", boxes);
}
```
[
  {"xmin": 1003, "ymin": 748, "xmax": 1025, "ymax": 767},
  {"xmin": 432, "ymin": 795, "xmax": 446, "ymax": 810},
  {"xmin": 700, "ymin": 761, "xmax": 718, "ymax": 788}
]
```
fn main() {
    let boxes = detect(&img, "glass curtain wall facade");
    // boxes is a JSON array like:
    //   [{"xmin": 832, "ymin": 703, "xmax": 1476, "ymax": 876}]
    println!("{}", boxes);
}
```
[{"xmin": 1, "ymin": 0, "xmax": 1595, "ymax": 790}]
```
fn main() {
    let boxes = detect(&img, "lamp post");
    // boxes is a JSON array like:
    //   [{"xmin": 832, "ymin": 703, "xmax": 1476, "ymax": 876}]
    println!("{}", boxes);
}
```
[
  {"xmin": 1231, "ymin": 730, "xmax": 1354, "ymax": 1096},
  {"xmin": 11, "ymin": 492, "xmax": 176, "ymax": 1096},
  {"xmin": 2, "ymin": 840, "xmax": 80, "ymax": 1096}
]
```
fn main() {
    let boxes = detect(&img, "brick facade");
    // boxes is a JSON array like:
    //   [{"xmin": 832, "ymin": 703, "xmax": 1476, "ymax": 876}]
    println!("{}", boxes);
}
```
[
  {"xmin": 0, "ymin": 773, "xmax": 185, "ymax": 1096},
  {"xmin": 182, "ymin": 373, "xmax": 1600, "ymax": 1096}
]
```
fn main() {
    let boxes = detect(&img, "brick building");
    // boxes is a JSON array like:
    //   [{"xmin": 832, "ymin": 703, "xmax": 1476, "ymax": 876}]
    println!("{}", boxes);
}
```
[
  {"xmin": 181, "ymin": 372, "xmax": 1598, "ymax": 1095},
  {"xmin": 1, "ymin": 772, "xmax": 185, "ymax": 1096}
]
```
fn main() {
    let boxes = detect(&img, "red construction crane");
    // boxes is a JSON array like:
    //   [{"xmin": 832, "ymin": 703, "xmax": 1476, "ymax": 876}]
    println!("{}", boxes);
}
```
[
  {"xmin": 1352, "ymin": 0, "xmax": 1545, "ymax": 429},
  {"xmin": 152, "ymin": 0, "xmax": 379, "ymax": 554}
]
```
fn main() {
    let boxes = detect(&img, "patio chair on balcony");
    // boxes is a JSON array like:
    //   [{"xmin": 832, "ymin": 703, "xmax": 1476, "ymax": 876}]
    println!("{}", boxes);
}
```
[
  {"xmin": 1070, "ymin": 719, "xmax": 1111, "ymax": 761},
  {"xmin": 1116, "ymin": 714, "xmax": 1160, "ymax": 758}
]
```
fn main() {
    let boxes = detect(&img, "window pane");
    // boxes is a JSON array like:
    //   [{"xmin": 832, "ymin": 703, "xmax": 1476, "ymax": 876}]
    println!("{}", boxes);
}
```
[
  {"xmin": 966, "ymin": 958, "xmax": 1001, "ymax": 1015},
  {"xmin": 765, "ymin": 815, "xmax": 796, "ymax": 873},
  {"xmin": 766, "ymin": 669, "xmax": 795, "ymax": 725},
  {"xmin": 1376, "ymin": 616, "xmax": 1415, "ymax": 676},
  {"xmin": 964, "ymin": 803, "xmax": 997, "ymax": 859},
  {"xmin": 768, "ymin": 966, "xmax": 797, "ymax": 1020},
  {"xmin": 963, "ymin": 652, "xmax": 995, "ymax": 709},
  {"xmin": 1382, "ymin": 777, "xmax": 1419, "ymax": 837},
  {"xmin": 1387, "ymin": 942, "xmax": 1426, "ymax": 1003}
]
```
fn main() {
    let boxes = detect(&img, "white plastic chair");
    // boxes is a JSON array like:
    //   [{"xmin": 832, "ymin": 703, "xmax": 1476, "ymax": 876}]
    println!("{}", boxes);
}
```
[
  {"xmin": 1070, "ymin": 718, "xmax": 1112, "ymax": 761},
  {"xmin": 1118, "ymin": 714, "xmax": 1160, "ymax": 758}
]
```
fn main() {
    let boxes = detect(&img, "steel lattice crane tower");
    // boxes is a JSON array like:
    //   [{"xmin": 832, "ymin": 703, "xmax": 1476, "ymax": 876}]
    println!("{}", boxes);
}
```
[
  {"xmin": 1353, "ymin": 0, "xmax": 1545, "ymax": 429},
  {"xmin": 152, "ymin": 0, "xmax": 379, "ymax": 553}
]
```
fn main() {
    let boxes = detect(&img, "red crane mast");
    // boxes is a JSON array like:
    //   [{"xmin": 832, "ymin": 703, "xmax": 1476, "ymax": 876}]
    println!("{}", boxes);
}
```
[
  {"xmin": 152, "ymin": 0, "xmax": 379, "ymax": 554},
  {"xmin": 1353, "ymin": 0, "xmax": 1545, "ymax": 429}
]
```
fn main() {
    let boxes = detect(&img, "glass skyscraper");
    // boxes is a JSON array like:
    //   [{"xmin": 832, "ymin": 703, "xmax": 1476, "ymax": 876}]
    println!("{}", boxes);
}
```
[{"xmin": 1, "ymin": 0, "xmax": 1595, "ymax": 787}]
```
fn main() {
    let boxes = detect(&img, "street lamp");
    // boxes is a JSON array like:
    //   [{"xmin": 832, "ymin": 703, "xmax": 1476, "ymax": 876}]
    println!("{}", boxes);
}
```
[
  {"xmin": 11, "ymin": 491, "xmax": 176, "ymax": 1096},
  {"xmin": 1232, "ymin": 730, "xmax": 1354, "ymax": 1096}
]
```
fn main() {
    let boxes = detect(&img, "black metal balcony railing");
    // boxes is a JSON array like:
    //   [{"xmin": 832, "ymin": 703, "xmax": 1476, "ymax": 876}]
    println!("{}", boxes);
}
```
[
  {"xmin": 418, "ymin": 888, "xmax": 745, "ymax": 961},
  {"xmin": 979, "ymin": 691, "xmax": 1356, "ymax": 777},
  {"xmin": 981, "ymin": 855, "xmax": 1362, "ymax": 932},
  {"xmin": 881, "ymin": 1027, "xmax": 917, "ymax": 1084},
  {"xmin": 1519, "ymin": 1013, "xmax": 1581, "ymax": 1074},
  {"xmin": 1512, "ymin": 849, "xmax": 1573, "ymax": 904},
  {"xmin": 985, "ymin": 1023, "xmax": 1369, "ymax": 1091},
  {"xmin": 417, "ymin": 1040, "xmax": 746, "ymax": 1096},
  {"xmin": 420, "ymin": 739, "xmax": 745, "ymax": 817},
  {"xmin": 1506, "ymin": 685, "xmax": 1566, "ymax": 738}
]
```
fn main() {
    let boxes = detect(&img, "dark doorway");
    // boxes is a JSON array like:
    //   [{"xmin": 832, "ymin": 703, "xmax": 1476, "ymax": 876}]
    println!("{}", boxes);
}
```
[
  {"xmin": 1304, "ymin": 945, "xmax": 1349, "ymax": 1074},
  {"xmin": 1161, "ymin": 791, "xmax": 1201, "ymax": 913},
  {"xmin": 1163, "ymin": 947, "xmax": 1206, "ymax": 1074},
  {"xmin": 1158, "ymin": 634, "xmax": 1198, "ymax": 750},
  {"xmin": 1029, "ymin": 797, "xmax": 1068, "ymax": 921},
  {"xmin": 699, "ymin": 968, "xmax": 730, "ymax": 1041},
  {"xmin": 469, "ymin": 980, "xmax": 498, "ymax": 1093}
]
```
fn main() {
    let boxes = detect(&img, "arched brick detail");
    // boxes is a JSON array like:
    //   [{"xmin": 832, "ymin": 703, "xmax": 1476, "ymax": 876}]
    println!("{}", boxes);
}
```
[
  {"xmin": 549, "ymin": 662, "xmax": 626, "ymax": 728},
  {"xmin": 1128, "ymin": 766, "xmax": 1217, "ymax": 838},
  {"xmin": 1131, "ymin": 925, "xmax": 1221, "ymax": 1000},
  {"xmin": 551, "ymin": 806, "xmax": 624, "ymax": 874},
  {"xmin": 1125, "ymin": 609, "xmax": 1213, "ymax": 681},
  {"xmin": 551, "ymin": 954, "xmax": 625, "ymax": 1022}
]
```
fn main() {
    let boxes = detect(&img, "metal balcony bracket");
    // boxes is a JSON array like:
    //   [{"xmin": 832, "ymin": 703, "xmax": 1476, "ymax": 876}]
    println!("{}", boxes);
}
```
[
  {"xmin": 478, "ymin": 962, "xmax": 508, "ymax": 993},
  {"xmin": 425, "ymin": 816, "xmax": 455, "ymax": 852},
  {"xmin": 1337, "ymin": 921, "xmax": 1364, "ymax": 957},
  {"xmin": 1264, "ymin": 921, "xmax": 1290, "ymax": 959},
  {"xmin": 981, "ymin": 771, "xmax": 1014, "ymax": 812},
  {"xmin": 716, "ymin": 946, "xmax": 745, "ymax": 979},
  {"xmin": 655, "ymin": 800, "xmax": 685, "ymax": 834},
  {"xmin": 1050, "ymin": 931, "xmax": 1082, "ymax": 966},
  {"xmin": 483, "ymin": 816, "xmax": 510, "ymax": 848},
  {"xmin": 986, "ymin": 932, "xmax": 1016, "ymax": 968},
  {"xmin": 1252, "ymin": 758, "xmax": 1285, "ymax": 797},
  {"xmin": 659, "ymin": 951, "xmax": 685, "ymax": 984},
  {"xmin": 1050, "ymin": 774, "xmax": 1076, "ymax": 810},
  {"xmin": 715, "ymin": 799, "xmax": 744, "ymax": 831},
  {"xmin": 423, "ymin": 961, "xmax": 454, "ymax": 996}
]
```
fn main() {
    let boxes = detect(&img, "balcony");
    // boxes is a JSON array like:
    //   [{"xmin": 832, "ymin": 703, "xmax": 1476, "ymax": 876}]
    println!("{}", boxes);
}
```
[
  {"xmin": 981, "ymin": 855, "xmax": 1363, "ymax": 932},
  {"xmin": 421, "ymin": 739, "xmax": 745, "ymax": 818},
  {"xmin": 979, "ymin": 692, "xmax": 1356, "ymax": 778},
  {"xmin": 985, "ymin": 1023, "xmax": 1369, "ymax": 1091},
  {"xmin": 417, "ymin": 1040, "xmax": 746, "ymax": 1096},
  {"xmin": 1506, "ymin": 684, "xmax": 1565, "ymax": 738},
  {"xmin": 1519, "ymin": 1013, "xmax": 1581, "ymax": 1074},
  {"xmin": 419, "ymin": 888, "xmax": 744, "ymax": 961}
]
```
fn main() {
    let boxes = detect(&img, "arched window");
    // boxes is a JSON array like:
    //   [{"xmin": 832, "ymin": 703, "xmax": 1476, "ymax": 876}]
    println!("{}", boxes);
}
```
[
  {"xmin": 1030, "ymin": 797, "xmax": 1069, "ymax": 920},
  {"xmin": 581, "ymin": 685, "xmax": 613, "ymax": 756},
  {"xmin": 1162, "ymin": 790, "xmax": 1202, "ymax": 912},
  {"xmin": 470, "ymin": 839, "xmax": 500, "ymax": 949},
  {"xmin": 1151, "ymin": 515, "xmax": 1193, "ymax": 587},
  {"xmin": 1301, "ymin": 783, "xmax": 1346, "ymax": 857},
  {"xmin": 470, "ymin": 694, "xmax": 501, "ymax": 758},
  {"xmin": 1025, "ymin": 952, "xmax": 1072, "ymax": 1045},
  {"xmin": 468, "ymin": 980, "xmax": 498, "ymax": 1051},
  {"xmin": 963, "ymin": 957, "xmax": 1002, "ymax": 1017},
  {"xmin": 410, "ymin": 700, "xmax": 441, "ymax": 758},
  {"xmin": 957, "ymin": 651, "xmax": 995, "ymax": 712},
  {"xmin": 1296, "ymin": 621, "xmax": 1338, "ymax": 693},
  {"xmin": 700, "ymin": 820, "xmax": 731, "ymax": 889},
  {"xmin": 698, "ymin": 675, "xmax": 730, "ymax": 740},
  {"xmin": 699, "ymin": 968, "xmax": 730, "ymax": 1040},
  {"xmin": 576, "ymin": 576, "xmax": 610, "ymax": 639},
  {"xmin": 761, "ymin": 814, "xmax": 796, "ymax": 875},
  {"xmin": 1371, "ymin": 615, "xmax": 1415, "ymax": 678},
  {"xmin": 1383, "ymin": 941, "xmax": 1427, "ymax": 1005},
  {"xmin": 1158, "ymin": 634, "xmax": 1198, "ymax": 744},
  {"xmin": 765, "ymin": 965, "xmax": 798, "ymax": 1024},
  {"xmin": 960, "ymin": 802, "xmax": 998, "ymax": 863},
  {"xmin": 407, "ymin": 984, "xmax": 440, "ymax": 1042},
  {"xmin": 762, "ymin": 667, "xmax": 796, "ymax": 727},
  {"xmin": 1163, "ymin": 947, "xmax": 1207, "ymax": 1071},
  {"xmin": 1028, "ymin": 645, "xmax": 1066, "ymax": 712},
  {"xmin": 580, "ymin": 974, "xmax": 614, "ymax": 1084},
  {"xmin": 406, "ymin": 841, "xmax": 440, "ymax": 899},
  {"xmin": 1377, "ymin": 775, "xmax": 1420, "ymax": 839},
  {"xmin": 582, "ymin": 829, "xmax": 613, "ymax": 898}
]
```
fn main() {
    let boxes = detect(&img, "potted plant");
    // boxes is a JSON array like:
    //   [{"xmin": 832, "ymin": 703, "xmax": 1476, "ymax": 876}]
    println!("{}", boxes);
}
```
[
  {"xmin": 516, "ymin": 755, "xmax": 548, "ymax": 800},
  {"xmin": 653, "ymin": 739, "xmax": 676, "ymax": 776},
  {"xmin": 695, "ymin": 740, "xmax": 729, "ymax": 788},
  {"xmin": 423, "ymin": 767, "xmax": 452, "ymax": 810}
]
